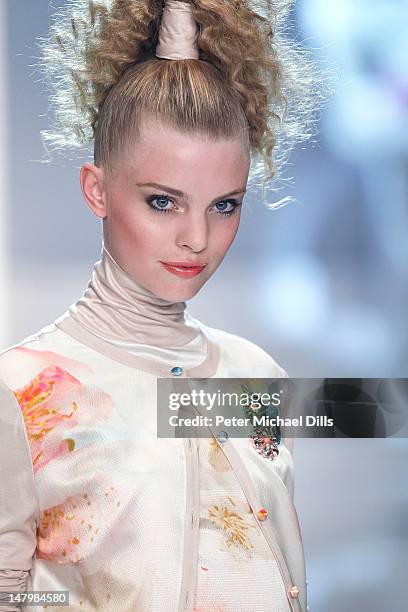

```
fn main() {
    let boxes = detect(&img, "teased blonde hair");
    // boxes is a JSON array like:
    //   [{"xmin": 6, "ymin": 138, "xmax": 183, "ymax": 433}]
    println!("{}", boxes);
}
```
[{"xmin": 37, "ymin": 0, "xmax": 327, "ymax": 204}]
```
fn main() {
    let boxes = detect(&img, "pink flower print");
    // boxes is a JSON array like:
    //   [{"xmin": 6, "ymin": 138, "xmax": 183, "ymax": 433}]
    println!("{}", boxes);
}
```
[
  {"xmin": 37, "ymin": 501, "xmax": 80, "ymax": 563},
  {"xmin": 13, "ymin": 364, "xmax": 113, "ymax": 472},
  {"xmin": 36, "ymin": 485, "xmax": 123, "ymax": 564},
  {"xmin": 36, "ymin": 491, "xmax": 97, "ymax": 563}
]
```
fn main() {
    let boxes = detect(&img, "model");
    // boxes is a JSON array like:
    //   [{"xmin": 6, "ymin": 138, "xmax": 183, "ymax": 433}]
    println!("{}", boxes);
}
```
[{"xmin": 0, "ymin": 1, "xmax": 320, "ymax": 610}]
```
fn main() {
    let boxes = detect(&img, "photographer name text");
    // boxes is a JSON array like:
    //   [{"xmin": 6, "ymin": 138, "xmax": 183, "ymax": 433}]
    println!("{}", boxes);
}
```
[{"xmin": 168, "ymin": 415, "xmax": 334, "ymax": 427}]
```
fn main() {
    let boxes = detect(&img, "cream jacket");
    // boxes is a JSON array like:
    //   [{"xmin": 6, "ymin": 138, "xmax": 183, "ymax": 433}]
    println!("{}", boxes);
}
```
[{"xmin": 0, "ymin": 317, "xmax": 307, "ymax": 611}]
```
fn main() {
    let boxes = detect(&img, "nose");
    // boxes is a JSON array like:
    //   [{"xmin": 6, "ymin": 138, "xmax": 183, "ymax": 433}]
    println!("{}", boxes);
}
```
[{"xmin": 175, "ymin": 210, "xmax": 209, "ymax": 253}]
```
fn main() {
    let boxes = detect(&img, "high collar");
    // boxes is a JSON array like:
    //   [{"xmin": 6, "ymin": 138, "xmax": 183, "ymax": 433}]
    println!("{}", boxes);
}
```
[{"xmin": 67, "ymin": 244, "xmax": 201, "ymax": 349}]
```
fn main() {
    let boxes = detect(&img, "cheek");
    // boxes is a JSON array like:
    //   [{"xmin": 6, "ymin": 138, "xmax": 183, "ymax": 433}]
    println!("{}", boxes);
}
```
[
  {"xmin": 212, "ymin": 216, "xmax": 241, "ymax": 255},
  {"xmin": 111, "ymin": 205, "xmax": 164, "ymax": 251}
]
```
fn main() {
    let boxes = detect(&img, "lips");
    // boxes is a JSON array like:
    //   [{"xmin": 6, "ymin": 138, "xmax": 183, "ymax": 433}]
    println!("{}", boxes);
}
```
[
  {"xmin": 162, "ymin": 261, "xmax": 207, "ymax": 267},
  {"xmin": 160, "ymin": 261, "xmax": 207, "ymax": 278}
]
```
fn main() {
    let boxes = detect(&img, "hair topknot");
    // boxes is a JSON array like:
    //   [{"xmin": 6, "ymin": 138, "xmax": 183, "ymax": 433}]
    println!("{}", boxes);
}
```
[{"xmin": 36, "ymin": 0, "xmax": 330, "ymax": 203}]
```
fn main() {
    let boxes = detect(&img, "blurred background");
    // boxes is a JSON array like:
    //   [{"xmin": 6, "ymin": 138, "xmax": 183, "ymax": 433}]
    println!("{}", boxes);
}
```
[{"xmin": 1, "ymin": 1, "xmax": 407, "ymax": 611}]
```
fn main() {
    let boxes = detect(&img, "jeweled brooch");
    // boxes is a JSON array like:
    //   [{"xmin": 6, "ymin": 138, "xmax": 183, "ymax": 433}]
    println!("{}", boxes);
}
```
[
  {"xmin": 251, "ymin": 430, "xmax": 280, "ymax": 461},
  {"xmin": 241, "ymin": 383, "xmax": 281, "ymax": 462}
]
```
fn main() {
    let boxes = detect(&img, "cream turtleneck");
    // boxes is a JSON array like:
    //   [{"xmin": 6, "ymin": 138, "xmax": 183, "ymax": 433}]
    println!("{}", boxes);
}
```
[{"xmin": 54, "ymin": 244, "xmax": 220, "ymax": 377}]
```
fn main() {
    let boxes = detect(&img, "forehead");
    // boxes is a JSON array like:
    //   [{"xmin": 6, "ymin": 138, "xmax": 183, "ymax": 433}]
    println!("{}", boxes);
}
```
[{"xmin": 119, "ymin": 117, "xmax": 250, "ymax": 191}]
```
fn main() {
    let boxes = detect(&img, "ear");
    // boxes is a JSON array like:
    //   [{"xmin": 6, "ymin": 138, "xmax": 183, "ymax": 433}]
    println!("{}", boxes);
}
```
[{"xmin": 79, "ymin": 163, "xmax": 107, "ymax": 220}]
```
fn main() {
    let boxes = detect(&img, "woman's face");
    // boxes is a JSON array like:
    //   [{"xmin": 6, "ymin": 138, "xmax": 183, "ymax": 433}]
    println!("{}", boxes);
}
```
[{"xmin": 81, "ymin": 117, "xmax": 250, "ymax": 302}]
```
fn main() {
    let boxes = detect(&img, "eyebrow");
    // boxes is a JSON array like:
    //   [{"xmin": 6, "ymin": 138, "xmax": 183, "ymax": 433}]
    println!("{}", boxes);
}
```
[{"xmin": 136, "ymin": 182, "xmax": 246, "ymax": 202}]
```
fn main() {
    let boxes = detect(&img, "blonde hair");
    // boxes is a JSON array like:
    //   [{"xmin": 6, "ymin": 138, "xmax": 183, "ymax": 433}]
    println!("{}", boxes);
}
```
[{"xmin": 37, "ymin": 0, "xmax": 327, "ymax": 204}]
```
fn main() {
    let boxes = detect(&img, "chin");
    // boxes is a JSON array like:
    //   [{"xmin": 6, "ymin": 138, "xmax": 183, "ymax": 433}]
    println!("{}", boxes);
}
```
[{"xmin": 156, "ymin": 282, "xmax": 203, "ymax": 303}]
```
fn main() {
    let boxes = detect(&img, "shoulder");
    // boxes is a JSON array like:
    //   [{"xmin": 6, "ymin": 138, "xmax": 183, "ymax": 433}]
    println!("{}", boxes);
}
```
[
  {"xmin": 0, "ymin": 322, "xmax": 92, "ymax": 390},
  {"xmin": 198, "ymin": 320, "xmax": 288, "ymax": 378},
  {"xmin": 0, "ymin": 322, "xmax": 54, "ymax": 381}
]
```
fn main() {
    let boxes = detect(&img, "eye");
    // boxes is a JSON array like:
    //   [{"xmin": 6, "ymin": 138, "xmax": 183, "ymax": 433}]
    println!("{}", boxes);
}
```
[
  {"xmin": 214, "ymin": 199, "xmax": 241, "ymax": 216},
  {"xmin": 146, "ymin": 195, "xmax": 174, "ymax": 214},
  {"xmin": 146, "ymin": 195, "xmax": 242, "ymax": 216}
]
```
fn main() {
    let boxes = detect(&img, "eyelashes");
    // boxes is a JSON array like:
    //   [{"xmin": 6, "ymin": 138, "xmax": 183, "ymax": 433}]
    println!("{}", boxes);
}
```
[{"xmin": 146, "ymin": 194, "xmax": 242, "ymax": 217}]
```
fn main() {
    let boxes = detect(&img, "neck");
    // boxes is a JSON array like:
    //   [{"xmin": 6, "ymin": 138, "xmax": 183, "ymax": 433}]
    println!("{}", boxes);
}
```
[{"xmin": 67, "ymin": 244, "xmax": 200, "ymax": 348}]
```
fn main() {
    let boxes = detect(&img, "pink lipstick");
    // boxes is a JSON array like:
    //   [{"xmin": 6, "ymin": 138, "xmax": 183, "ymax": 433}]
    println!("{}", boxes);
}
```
[{"xmin": 160, "ymin": 261, "xmax": 207, "ymax": 278}]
